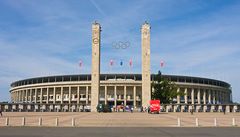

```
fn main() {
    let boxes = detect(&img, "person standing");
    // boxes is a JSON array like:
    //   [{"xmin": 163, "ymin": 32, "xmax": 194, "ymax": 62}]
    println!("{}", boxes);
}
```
[
  {"xmin": 131, "ymin": 107, "xmax": 133, "ymax": 113},
  {"xmin": 0, "ymin": 109, "xmax": 2, "ymax": 116}
]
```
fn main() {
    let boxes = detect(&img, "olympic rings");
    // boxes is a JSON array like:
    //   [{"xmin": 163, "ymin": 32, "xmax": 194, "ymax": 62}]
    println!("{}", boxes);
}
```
[{"xmin": 112, "ymin": 41, "xmax": 130, "ymax": 49}]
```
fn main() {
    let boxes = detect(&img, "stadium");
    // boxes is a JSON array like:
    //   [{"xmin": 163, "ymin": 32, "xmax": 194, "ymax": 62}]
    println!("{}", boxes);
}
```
[
  {"xmin": 2, "ymin": 22, "xmax": 239, "ymax": 113},
  {"xmin": 9, "ymin": 74, "xmax": 232, "ymax": 109}
]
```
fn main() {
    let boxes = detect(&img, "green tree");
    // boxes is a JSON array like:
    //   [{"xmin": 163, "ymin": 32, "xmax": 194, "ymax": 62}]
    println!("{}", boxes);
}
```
[{"xmin": 151, "ymin": 71, "xmax": 185, "ymax": 104}]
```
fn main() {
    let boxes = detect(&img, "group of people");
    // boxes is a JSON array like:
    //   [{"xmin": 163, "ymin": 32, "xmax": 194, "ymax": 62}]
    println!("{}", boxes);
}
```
[{"xmin": 113, "ymin": 105, "xmax": 134, "ymax": 113}]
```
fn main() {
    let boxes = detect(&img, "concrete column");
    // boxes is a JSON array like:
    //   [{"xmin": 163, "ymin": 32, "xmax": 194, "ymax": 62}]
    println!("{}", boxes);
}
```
[
  {"xmin": 19, "ymin": 91, "xmax": 21, "ymax": 102},
  {"xmin": 46, "ymin": 88, "xmax": 49, "ymax": 104},
  {"xmin": 141, "ymin": 22, "xmax": 151, "ymax": 108},
  {"xmin": 86, "ymin": 86, "xmax": 89, "ymax": 105},
  {"xmin": 104, "ymin": 86, "xmax": 107, "ymax": 105},
  {"xmin": 17, "ymin": 91, "xmax": 19, "ymax": 102},
  {"xmin": 177, "ymin": 88, "xmax": 180, "ymax": 104},
  {"xmin": 91, "ymin": 22, "xmax": 101, "ymax": 112},
  {"xmin": 213, "ymin": 90, "xmax": 216, "ymax": 104},
  {"xmin": 15, "ymin": 91, "xmax": 16, "ymax": 102},
  {"xmin": 114, "ymin": 86, "xmax": 117, "ymax": 107},
  {"xmin": 20, "ymin": 90, "xmax": 22, "ymax": 102},
  {"xmin": 184, "ymin": 88, "xmax": 188, "ymax": 104},
  {"xmin": 77, "ymin": 86, "xmax": 79, "ymax": 104},
  {"xmin": 69, "ymin": 86, "xmax": 71, "ymax": 104},
  {"xmin": 208, "ymin": 90, "xmax": 212, "ymax": 104},
  {"xmin": 124, "ymin": 86, "xmax": 127, "ymax": 106},
  {"xmin": 53, "ymin": 87, "xmax": 56, "ymax": 104},
  {"xmin": 30, "ymin": 89, "xmax": 32, "ymax": 103},
  {"xmin": 19, "ymin": 90, "xmax": 22, "ymax": 102},
  {"xmin": 215, "ymin": 90, "xmax": 218, "ymax": 104},
  {"xmin": 191, "ymin": 88, "xmax": 194, "ymax": 104},
  {"xmin": 133, "ymin": 86, "xmax": 136, "ymax": 107},
  {"xmin": 61, "ymin": 87, "xmax": 63, "ymax": 104},
  {"xmin": 21, "ymin": 90, "xmax": 24, "ymax": 102},
  {"xmin": 40, "ymin": 89, "xmax": 43, "ymax": 104},
  {"xmin": 26, "ymin": 90, "xmax": 28, "ymax": 102},
  {"xmin": 197, "ymin": 89, "xmax": 201, "ymax": 104},
  {"xmin": 35, "ymin": 89, "xmax": 37, "ymax": 103},
  {"xmin": 203, "ymin": 89, "xmax": 206, "ymax": 104}
]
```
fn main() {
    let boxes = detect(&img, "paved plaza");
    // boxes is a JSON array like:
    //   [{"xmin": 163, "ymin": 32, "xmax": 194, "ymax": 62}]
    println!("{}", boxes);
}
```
[
  {"xmin": 0, "ymin": 127, "xmax": 240, "ymax": 137},
  {"xmin": 0, "ymin": 112, "xmax": 239, "ymax": 127}
]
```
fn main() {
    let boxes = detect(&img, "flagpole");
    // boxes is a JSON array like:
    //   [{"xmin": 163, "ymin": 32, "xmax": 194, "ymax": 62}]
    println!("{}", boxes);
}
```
[{"xmin": 79, "ymin": 59, "xmax": 82, "ymax": 74}]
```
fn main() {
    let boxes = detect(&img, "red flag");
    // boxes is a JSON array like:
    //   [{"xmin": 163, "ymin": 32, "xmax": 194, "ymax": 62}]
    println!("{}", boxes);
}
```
[
  {"xmin": 79, "ymin": 60, "xmax": 83, "ymax": 67},
  {"xmin": 160, "ymin": 60, "xmax": 164, "ymax": 67},
  {"xmin": 129, "ymin": 59, "xmax": 133, "ymax": 67},
  {"xmin": 110, "ymin": 59, "xmax": 114, "ymax": 66}
]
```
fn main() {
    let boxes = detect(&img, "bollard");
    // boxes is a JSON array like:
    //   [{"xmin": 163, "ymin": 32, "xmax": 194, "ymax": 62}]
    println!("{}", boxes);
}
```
[
  {"xmin": 22, "ymin": 117, "xmax": 25, "ymax": 126},
  {"xmin": 72, "ymin": 118, "xmax": 75, "ymax": 127},
  {"xmin": 5, "ymin": 117, "xmax": 9, "ymax": 126},
  {"xmin": 232, "ymin": 118, "xmax": 236, "ymax": 126},
  {"xmin": 177, "ymin": 118, "xmax": 181, "ymax": 127},
  {"xmin": 196, "ymin": 118, "xmax": 199, "ymax": 127},
  {"xmin": 55, "ymin": 118, "xmax": 58, "ymax": 127},
  {"xmin": 214, "ymin": 118, "xmax": 217, "ymax": 127},
  {"xmin": 39, "ymin": 117, "xmax": 42, "ymax": 126}
]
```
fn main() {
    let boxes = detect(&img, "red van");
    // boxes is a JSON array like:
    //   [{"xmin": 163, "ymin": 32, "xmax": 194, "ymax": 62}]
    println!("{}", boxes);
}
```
[{"xmin": 149, "ymin": 100, "xmax": 160, "ymax": 114}]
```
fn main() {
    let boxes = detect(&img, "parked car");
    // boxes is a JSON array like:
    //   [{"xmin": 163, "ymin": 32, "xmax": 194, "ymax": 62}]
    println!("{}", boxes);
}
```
[
  {"xmin": 97, "ymin": 104, "xmax": 111, "ymax": 112},
  {"xmin": 84, "ymin": 105, "xmax": 91, "ymax": 112}
]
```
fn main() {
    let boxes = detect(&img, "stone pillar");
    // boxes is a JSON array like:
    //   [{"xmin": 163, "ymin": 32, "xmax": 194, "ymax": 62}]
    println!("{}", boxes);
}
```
[
  {"xmin": 114, "ymin": 86, "xmax": 117, "ymax": 107},
  {"xmin": 208, "ymin": 90, "xmax": 212, "ymax": 104},
  {"xmin": 213, "ymin": 90, "xmax": 216, "ymax": 104},
  {"xmin": 197, "ymin": 89, "xmax": 201, "ymax": 104},
  {"xmin": 133, "ymin": 86, "xmax": 136, "ymax": 107},
  {"xmin": 104, "ymin": 86, "xmax": 107, "ymax": 105},
  {"xmin": 61, "ymin": 87, "xmax": 63, "ymax": 104},
  {"xmin": 141, "ymin": 22, "xmax": 151, "ymax": 108},
  {"xmin": 46, "ymin": 88, "xmax": 49, "ymax": 104},
  {"xmin": 203, "ymin": 89, "xmax": 206, "ymax": 104},
  {"xmin": 86, "ymin": 86, "xmax": 89, "ymax": 105},
  {"xmin": 20, "ymin": 90, "xmax": 21, "ymax": 102},
  {"xmin": 184, "ymin": 88, "xmax": 188, "ymax": 104},
  {"xmin": 21, "ymin": 90, "xmax": 24, "ymax": 102},
  {"xmin": 40, "ymin": 88, "xmax": 43, "ymax": 104},
  {"xmin": 35, "ymin": 89, "xmax": 37, "ymax": 103},
  {"xmin": 20, "ymin": 90, "xmax": 22, "ymax": 102},
  {"xmin": 30, "ymin": 89, "xmax": 32, "ymax": 103},
  {"xmin": 124, "ymin": 86, "xmax": 127, "ymax": 106},
  {"xmin": 215, "ymin": 90, "xmax": 218, "ymax": 104},
  {"xmin": 77, "ymin": 86, "xmax": 79, "ymax": 104},
  {"xmin": 17, "ymin": 91, "xmax": 19, "ymax": 102},
  {"xmin": 177, "ymin": 88, "xmax": 180, "ymax": 104},
  {"xmin": 69, "ymin": 86, "xmax": 71, "ymax": 104},
  {"xmin": 91, "ymin": 21, "xmax": 101, "ymax": 112},
  {"xmin": 53, "ymin": 87, "xmax": 56, "ymax": 104},
  {"xmin": 191, "ymin": 88, "xmax": 194, "ymax": 104},
  {"xmin": 26, "ymin": 89, "xmax": 28, "ymax": 103}
]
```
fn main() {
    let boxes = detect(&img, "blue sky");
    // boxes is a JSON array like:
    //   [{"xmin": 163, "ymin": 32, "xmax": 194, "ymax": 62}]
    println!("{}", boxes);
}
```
[{"xmin": 0, "ymin": 0, "xmax": 240, "ymax": 102}]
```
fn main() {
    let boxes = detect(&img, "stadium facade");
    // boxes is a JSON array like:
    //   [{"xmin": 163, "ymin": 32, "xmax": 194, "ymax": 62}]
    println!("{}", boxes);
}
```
[{"xmin": 4, "ymin": 22, "xmax": 239, "ymax": 113}]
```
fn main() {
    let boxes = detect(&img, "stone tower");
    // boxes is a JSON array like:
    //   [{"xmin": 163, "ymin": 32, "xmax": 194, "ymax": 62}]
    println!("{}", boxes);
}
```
[
  {"xmin": 141, "ymin": 22, "xmax": 151, "ymax": 108},
  {"xmin": 91, "ymin": 21, "xmax": 101, "ymax": 112}
]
